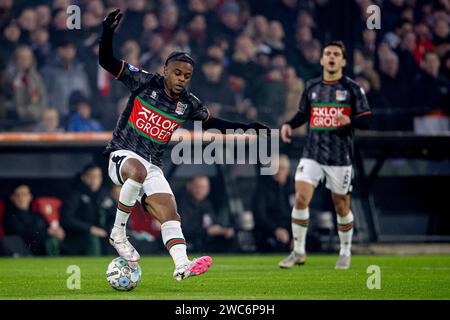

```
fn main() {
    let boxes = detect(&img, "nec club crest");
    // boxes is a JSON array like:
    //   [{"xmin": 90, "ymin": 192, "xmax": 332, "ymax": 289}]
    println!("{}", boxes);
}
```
[
  {"xmin": 335, "ymin": 90, "xmax": 347, "ymax": 101},
  {"xmin": 175, "ymin": 101, "xmax": 187, "ymax": 115}
]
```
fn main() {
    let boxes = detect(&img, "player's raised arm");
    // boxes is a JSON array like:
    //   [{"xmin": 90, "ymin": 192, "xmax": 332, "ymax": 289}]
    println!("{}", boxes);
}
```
[
  {"xmin": 98, "ymin": 9, "xmax": 123, "ymax": 77},
  {"xmin": 187, "ymin": 93, "xmax": 270, "ymax": 135}
]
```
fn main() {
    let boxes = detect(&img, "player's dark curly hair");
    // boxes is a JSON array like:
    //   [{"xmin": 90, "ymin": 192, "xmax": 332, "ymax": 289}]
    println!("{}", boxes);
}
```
[{"xmin": 323, "ymin": 41, "xmax": 347, "ymax": 59}]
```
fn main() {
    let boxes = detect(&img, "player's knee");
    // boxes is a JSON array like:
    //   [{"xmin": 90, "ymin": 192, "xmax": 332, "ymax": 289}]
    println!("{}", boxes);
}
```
[
  {"xmin": 295, "ymin": 192, "xmax": 310, "ymax": 209},
  {"xmin": 157, "ymin": 208, "xmax": 180, "ymax": 223},
  {"xmin": 122, "ymin": 159, "xmax": 147, "ymax": 183},
  {"xmin": 335, "ymin": 205, "xmax": 347, "ymax": 216}
]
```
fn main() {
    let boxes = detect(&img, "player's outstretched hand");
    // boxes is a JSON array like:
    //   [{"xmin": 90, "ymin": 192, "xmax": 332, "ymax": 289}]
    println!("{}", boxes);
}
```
[
  {"xmin": 281, "ymin": 123, "xmax": 292, "ymax": 143},
  {"xmin": 247, "ymin": 122, "xmax": 271, "ymax": 137},
  {"xmin": 103, "ymin": 9, "xmax": 123, "ymax": 32}
]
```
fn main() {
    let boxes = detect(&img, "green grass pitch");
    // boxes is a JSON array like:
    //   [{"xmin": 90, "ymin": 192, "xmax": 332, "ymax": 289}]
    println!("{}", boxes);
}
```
[{"xmin": 0, "ymin": 255, "xmax": 449, "ymax": 300}]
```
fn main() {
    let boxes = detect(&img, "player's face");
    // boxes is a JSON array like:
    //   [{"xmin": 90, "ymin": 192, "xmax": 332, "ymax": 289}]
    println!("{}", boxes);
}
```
[
  {"xmin": 320, "ymin": 45, "xmax": 346, "ymax": 73},
  {"xmin": 163, "ymin": 61, "xmax": 193, "ymax": 96}
]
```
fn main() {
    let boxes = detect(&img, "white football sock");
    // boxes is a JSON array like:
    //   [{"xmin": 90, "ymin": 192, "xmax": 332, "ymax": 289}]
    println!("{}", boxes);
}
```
[
  {"xmin": 292, "ymin": 207, "xmax": 310, "ymax": 255},
  {"xmin": 111, "ymin": 179, "xmax": 142, "ymax": 239},
  {"xmin": 161, "ymin": 220, "xmax": 189, "ymax": 267},
  {"xmin": 337, "ymin": 211, "xmax": 354, "ymax": 257}
]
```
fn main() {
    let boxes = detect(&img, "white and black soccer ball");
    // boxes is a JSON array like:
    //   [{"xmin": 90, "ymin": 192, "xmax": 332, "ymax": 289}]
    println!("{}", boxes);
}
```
[{"xmin": 106, "ymin": 257, "xmax": 141, "ymax": 291}]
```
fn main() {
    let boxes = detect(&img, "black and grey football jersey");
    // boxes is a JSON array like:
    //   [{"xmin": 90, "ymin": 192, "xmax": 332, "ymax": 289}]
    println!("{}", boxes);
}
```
[
  {"xmin": 297, "ymin": 76, "xmax": 371, "ymax": 166},
  {"xmin": 104, "ymin": 61, "xmax": 209, "ymax": 168}
]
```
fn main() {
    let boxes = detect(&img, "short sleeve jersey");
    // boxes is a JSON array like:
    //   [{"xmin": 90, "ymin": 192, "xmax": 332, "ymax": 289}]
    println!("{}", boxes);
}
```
[
  {"xmin": 297, "ymin": 76, "xmax": 371, "ymax": 166},
  {"xmin": 104, "ymin": 61, "xmax": 210, "ymax": 168}
]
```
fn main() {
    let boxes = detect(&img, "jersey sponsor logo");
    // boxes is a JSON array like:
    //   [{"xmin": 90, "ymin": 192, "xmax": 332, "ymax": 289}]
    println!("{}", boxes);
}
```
[
  {"xmin": 128, "ymin": 96, "xmax": 185, "ymax": 144},
  {"xmin": 175, "ymin": 101, "xmax": 187, "ymax": 115},
  {"xmin": 128, "ymin": 64, "xmax": 140, "ymax": 72},
  {"xmin": 335, "ymin": 90, "xmax": 348, "ymax": 101},
  {"xmin": 310, "ymin": 103, "xmax": 351, "ymax": 130}
]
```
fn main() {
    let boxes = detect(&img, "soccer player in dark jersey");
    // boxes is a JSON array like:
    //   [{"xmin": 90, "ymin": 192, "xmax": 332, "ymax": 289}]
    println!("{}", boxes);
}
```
[
  {"xmin": 99, "ymin": 10, "xmax": 268, "ymax": 280},
  {"xmin": 278, "ymin": 41, "xmax": 372, "ymax": 270}
]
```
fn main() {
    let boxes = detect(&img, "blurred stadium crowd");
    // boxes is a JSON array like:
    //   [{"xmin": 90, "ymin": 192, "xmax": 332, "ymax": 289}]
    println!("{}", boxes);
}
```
[
  {"xmin": 0, "ymin": 0, "xmax": 449, "ymax": 256},
  {"xmin": 0, "ymin": 0, "xmax": 448, "ymax": 133}
]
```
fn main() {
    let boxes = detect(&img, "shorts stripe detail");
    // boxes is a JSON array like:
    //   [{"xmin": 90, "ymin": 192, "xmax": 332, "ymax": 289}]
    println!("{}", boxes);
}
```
[
  {"xmin": 292, "ymin": 218, "xmax": 310, "ymax": 227},
  {"xmin": 338, "ymin": 223, "xmax": 353, "ymax": 232},
  {"xmin": 165, "ymin": 238, "xmax": 186, "ymax": 250}
]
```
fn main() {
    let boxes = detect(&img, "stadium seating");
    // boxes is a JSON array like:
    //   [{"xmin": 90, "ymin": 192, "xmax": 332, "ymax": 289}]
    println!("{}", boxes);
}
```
[{"xmin": 32, "ymin": 197, "xmax": 62, "ymax": 226}]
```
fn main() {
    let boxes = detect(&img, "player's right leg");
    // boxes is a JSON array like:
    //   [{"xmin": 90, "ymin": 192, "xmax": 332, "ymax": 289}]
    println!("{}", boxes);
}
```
[
  {"xmin": 108, "ymin": 151, "xmax": 147, "ymax": 261},
  {"xmin": 142, "ymin": 193, "xmax": 213, "ymax": 281},
  {"xmin": 279, "ymin": 158, "xmax": 322, "ymax": 268}
]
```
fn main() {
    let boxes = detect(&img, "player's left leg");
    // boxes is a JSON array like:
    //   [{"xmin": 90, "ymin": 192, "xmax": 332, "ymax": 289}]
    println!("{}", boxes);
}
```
[
  {"xmin": 331, "ymin": 193, "xmax": 353, "ymax": 269},
  {"xmin": 323, "ymin": 164, "xmax": 353, "ymax": 269},
  {"xmin": 142, "ymin": 193, "xmax": 212, "ymax": 281}
]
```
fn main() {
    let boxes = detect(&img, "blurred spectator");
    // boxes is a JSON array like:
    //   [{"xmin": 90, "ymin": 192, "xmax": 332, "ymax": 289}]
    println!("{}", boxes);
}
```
[
  {"xmin": 361, "ymin": 29, "xmax": 377, "ymax": 59},
  {"xmin": 186, "ymin": 14, "xmax": 208, "ymax": 58},
  {"xmin": 217, "ymin": 1, "xmax": 243, "ymax": 44},
  {"xmin": 5, "ymin": 45, "xmax": 47, "ymax": 126},
  {"xmin": 35, "ymin": 4, "xmax": 52, "ymax": 29},
  {"xmin": 78, "ymin": 41, "xmax": 117, "ymax": 124},
  {"xmin": 395, "ymin": 31, "xmax": 421, "ymax": 80},
  {"xmin": 30, "ymin": 27, "xmax": 51, "ymax": 68},
  {"xmin": 177, "ymin": 176, "xmax": 236, "ymax": 253},
  {"xmin": 3, "ymin": 185, "xmax": 64, "ymax": 255},
  {"xmin": 433, "ymin": 18, "xmax": 450, "ymax": 57},
  {"xmin": 0, "ymin": 21, "xmax": 21, "ymax": 64},
  {"xmin": 229, "ymin": 34, "xmax": 261, "ymax": 92},
  {"xmin": 287, "ymin": 31, "xmax": 322, "ymax": 81},
  {"xmin": 82, "ymin": 0, "xmax": 105, "ymax": 46},
  {"xmin": 381, "ymin": 0, "xmax": 408, "ymax": 33},
  {"xmin": 17, "ymin": 8, "xmax": 37, "ymax": 44},
  {"xmin": 378, "ymin": 48, "xmax": 410, "ymax": 108},
  {"xmin": 49, "ymin": 8, "xmax": 79, "ymax": 47},
  {"xmin": 116, "ymin": 0, "xmax": 147, "ymax": 42},
  {"xmin": 60, "ymin": 163, "xmax": 109, "ymax": 256},
  {"xmin": 383, "ymin": 18, "xmax": 414, "ymax": 50},
  {"xmin": 252, "ymin": 154, "xmax": 294, "ymax": 253},
  {"xmin": 172, "ymin": 29, "xmax": 192, "ymax": 54},
  {"xmin": 142, "ymin": 11, "xmax": 159, "ymax": 35},
  {"xmin": 140, "ymin": 32, "xmax": 165, "ymax": 71},
  {"xmin": 0, "ymin": 0, "xmax": 13, "ymax": 30},
  {"xmin": 0, "ymin": 67, "xmax": 14, "ymax": 122},
  {"xmin": 41, "ymin": 38, "xmax": 91, "ymax": 122},
  {"xmin": 265, "ymin": 20, "xmax": 286, "ymax": 56},
  {"xmin": 68, "ymin": 98, "xmax": 104, "ymax": 132},
  {"xmin": 414, "ymin": 21, "xmax": 435, "ymax": 65},
  {"xmin": 191, "ymin": 56, "xmax": 235, "ymax": 118},
  {"xmin": 278, "ymin": 66, "xmax": 304, "ymax": 127},
  {"xmin": 158, "ymin": 3, "xmax": 180, "ymax": 42},
  {"xmin": 34, "ymin": 108, "xmax": 64, "ymax": 132},
  {"xmin": 413, "ymin": 51, "xmax": 450, "ymax": 133},
  {"xmin": 250, "ymin": 58, "xmax": 287, "ymax": 126},
  {"xmin": 244, "ymin": 15, "xmax": 269, "ymax": 46}
]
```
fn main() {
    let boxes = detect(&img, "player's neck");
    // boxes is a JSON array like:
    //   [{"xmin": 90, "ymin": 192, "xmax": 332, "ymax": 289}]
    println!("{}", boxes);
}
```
[
  {"xmin": 323, "ymin": 70, "xmax": 343, "ymax": 83},
  {"xmin": 163, "ymin": 79, "xmax": 180, "ymax": 100}
]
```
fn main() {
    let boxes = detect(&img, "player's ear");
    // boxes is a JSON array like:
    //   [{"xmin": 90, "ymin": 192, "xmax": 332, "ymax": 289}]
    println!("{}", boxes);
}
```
[
  {"xmin": 320, "ymin": 56, "xmax": 324, "ymax": 67},
  {"xmin": 342, "ymin": 58, "xmax": 347, "ymax": 67},
  {"xmin": 163, "ymin": 64, "xmax": 168, "ymax": 77}
]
